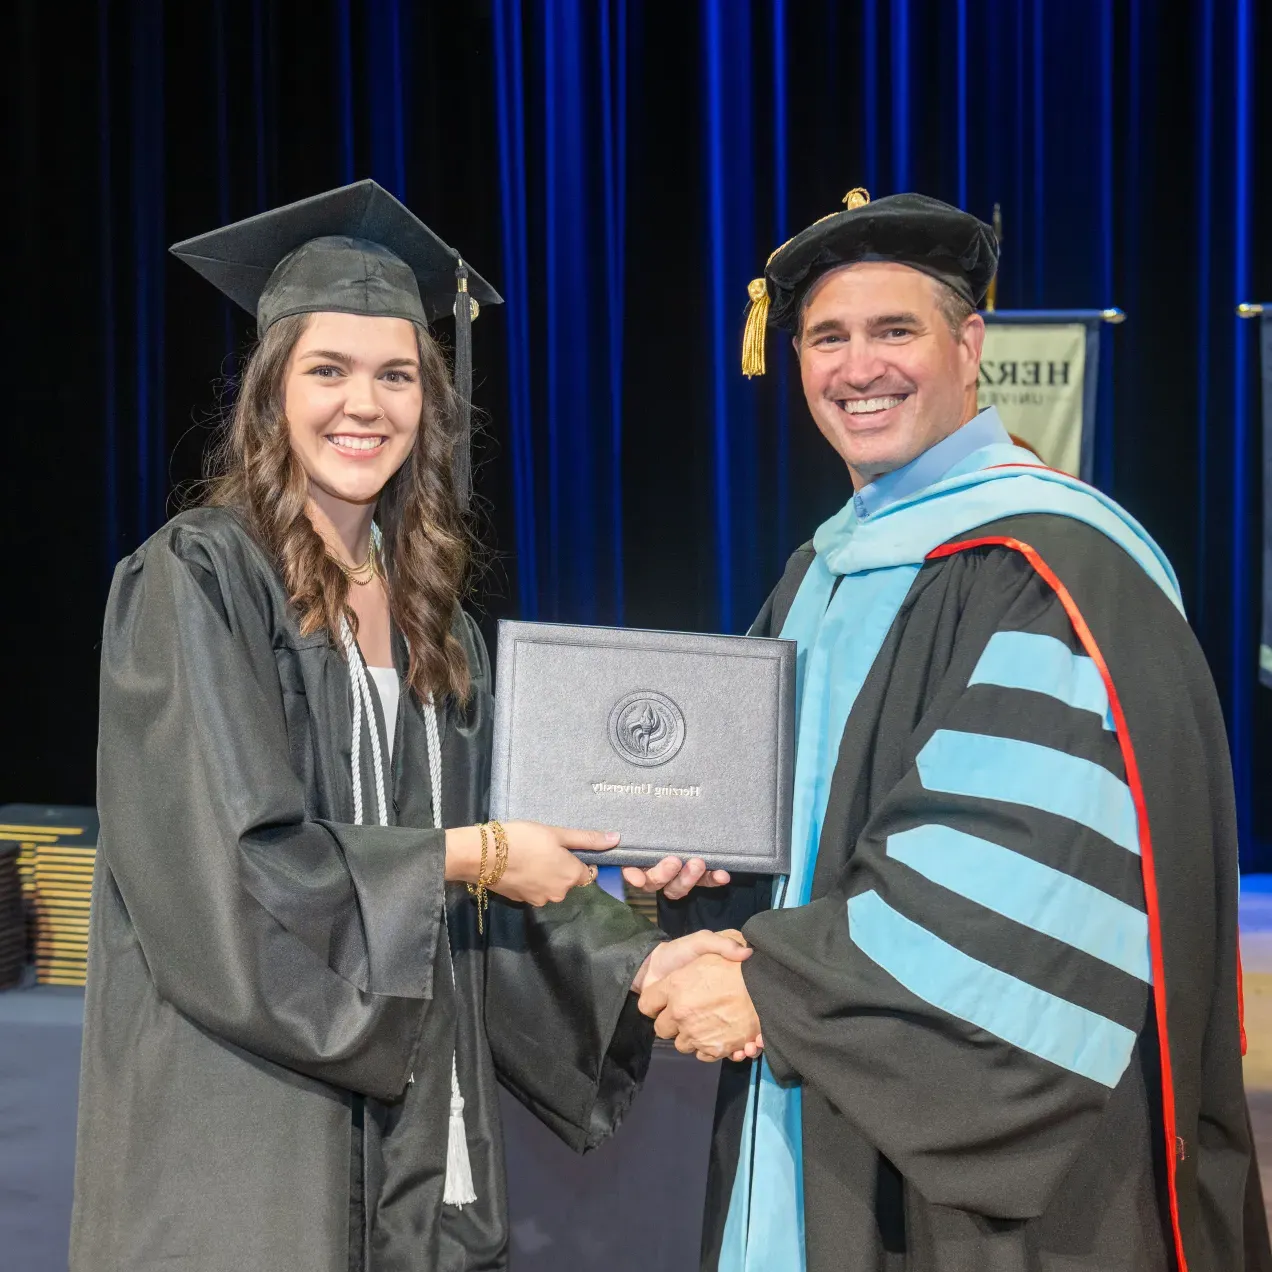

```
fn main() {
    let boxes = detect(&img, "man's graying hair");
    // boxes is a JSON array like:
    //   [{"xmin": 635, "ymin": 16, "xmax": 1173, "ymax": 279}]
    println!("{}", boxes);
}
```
[
  {"xmin": 932, "ymin": 282, "xmax": 976, "ymax": 338},
  {"xmin": 797, "ymin": 268, "xmax": 977, "ymax": 340}
]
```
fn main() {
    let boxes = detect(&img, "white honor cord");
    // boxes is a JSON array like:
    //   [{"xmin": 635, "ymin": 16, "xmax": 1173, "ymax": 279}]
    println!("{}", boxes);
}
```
[
  {"xmin": 340, "ymin": 616, "xmax": 476, "ymax": 1207},
  {"xmin": 340, "ymin": 621, "xmax": 387, "ymax": 827},
  {"xmin": 423, "ymin": 691, "xmax": 477, "ymax": 1207},
  {"xmin": 342, "ymin": 620, "xmax": 366, "ymax": 827}
]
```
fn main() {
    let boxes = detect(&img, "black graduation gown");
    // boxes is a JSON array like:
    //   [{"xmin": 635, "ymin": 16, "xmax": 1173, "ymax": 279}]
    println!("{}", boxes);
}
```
[
  {"xmin": 72, "ymin": 506, "xmax": 661, "ymax": 1272},
  {"xmin": 662, "ymin": 512, "xmax": 1270, "ymax": 1272}
]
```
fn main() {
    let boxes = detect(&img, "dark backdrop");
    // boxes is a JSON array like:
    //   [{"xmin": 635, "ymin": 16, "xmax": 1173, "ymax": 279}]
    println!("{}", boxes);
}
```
[{"xmin": 6, "ymin": 0, "xmax": 1272, "ymax": 869}]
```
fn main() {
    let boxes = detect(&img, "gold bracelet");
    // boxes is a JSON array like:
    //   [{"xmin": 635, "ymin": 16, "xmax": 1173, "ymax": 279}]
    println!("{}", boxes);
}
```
[
  {"xmin": 486, "ymin": 820, "xmax": 510, "ymax": 888},
  {"xmin": 466, "ymin": 823, "xmax": 492, "ymax": 933}
]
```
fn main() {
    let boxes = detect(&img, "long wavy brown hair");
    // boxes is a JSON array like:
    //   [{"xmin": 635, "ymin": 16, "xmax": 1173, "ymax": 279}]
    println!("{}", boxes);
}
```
[{"xmin": 204, "ymin": 313, "xmax": 473, "ymax": 703}]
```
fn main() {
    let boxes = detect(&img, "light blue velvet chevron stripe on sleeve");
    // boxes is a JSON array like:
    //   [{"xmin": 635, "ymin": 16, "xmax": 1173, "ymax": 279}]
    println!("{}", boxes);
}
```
[
  {"xmin": 885, "ymin": 824, "xmax": 1151, "ymax": 982},
  {"xmin": 968, "ymin": 630, "xmax": 1114, "ymax": 730},
  {"xmin": 915, "ymin": 729, "xmax": 1140, "ymax": 855},
  {"xmin": 846, "ymin": 890, "xmax": 1139, "ymax": 1088}
]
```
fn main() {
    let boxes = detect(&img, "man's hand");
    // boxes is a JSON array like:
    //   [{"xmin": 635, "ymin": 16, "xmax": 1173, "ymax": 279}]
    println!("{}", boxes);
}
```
[
  {"xmin": 622, "ymin": 857, "xmax": 731, "ymax": 900},
  {"xmin": 637, "ymin": 952, "xmax": 761, "ymax": 1061},
  {"xmin": 631, "ymin": 928, "xmax": 750, "ymax": 995}
]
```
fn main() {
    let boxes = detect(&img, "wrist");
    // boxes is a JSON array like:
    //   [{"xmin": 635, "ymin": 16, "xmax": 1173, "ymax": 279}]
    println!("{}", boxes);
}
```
[
  {"xmin": 444, "ymin": 826, "xmax": 482, "ymax": 884},
  {"xmin": 630, "ymin": 951, "xmax": 654, "ymax": 994}
]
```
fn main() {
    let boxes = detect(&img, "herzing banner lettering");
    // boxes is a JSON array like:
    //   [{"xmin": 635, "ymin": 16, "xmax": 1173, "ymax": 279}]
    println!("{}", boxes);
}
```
[{"xmin": 978, "ymin": 323, "xmax": 1087, "ymax": 476}]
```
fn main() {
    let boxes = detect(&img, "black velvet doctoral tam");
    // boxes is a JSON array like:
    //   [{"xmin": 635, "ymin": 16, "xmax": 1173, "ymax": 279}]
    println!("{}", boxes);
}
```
[{"xmin": 764, "ymin": 191, "xmax": 999, "ymax": 330}]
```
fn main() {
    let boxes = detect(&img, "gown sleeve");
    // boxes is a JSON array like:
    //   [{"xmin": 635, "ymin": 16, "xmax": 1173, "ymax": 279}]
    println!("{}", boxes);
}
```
[
  {"xmin": 740, "ymin": 558, "xmax": 1153, "ymax": 1220},
  {"xmin": 96, "ymin": 525, "xmax": 448, "ymax": 1100},
  {"xmin": 484, "ymin": 888, "xmax": 664, "ymax": 1152}
]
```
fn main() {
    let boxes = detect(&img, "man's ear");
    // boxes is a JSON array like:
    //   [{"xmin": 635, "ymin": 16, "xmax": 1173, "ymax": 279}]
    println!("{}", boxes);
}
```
[{"xmin": 960, "ymin": 312, "xmax": 987, "ymax": 382}]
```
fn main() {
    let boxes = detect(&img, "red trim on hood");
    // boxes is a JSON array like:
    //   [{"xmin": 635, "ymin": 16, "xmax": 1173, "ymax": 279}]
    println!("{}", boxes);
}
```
[
  {"xmin": 927, "ymin": 534, "xmax": 1188, "ymax": 1272},
  {"xmin": 1238, "ymin": 948, "xmax": 1248, "ymax": 1056}
]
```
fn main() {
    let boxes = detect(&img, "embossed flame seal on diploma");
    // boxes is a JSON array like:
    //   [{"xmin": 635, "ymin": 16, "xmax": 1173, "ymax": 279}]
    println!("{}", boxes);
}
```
[{"xmin": 608, "ymin": 691, "xmax": 686, "ymax": 767}]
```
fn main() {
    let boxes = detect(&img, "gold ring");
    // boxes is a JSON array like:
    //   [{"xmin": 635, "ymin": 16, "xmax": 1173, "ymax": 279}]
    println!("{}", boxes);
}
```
[{"xmin": 588, "ymin": 864, "xmax": 598, "ymax": 884}]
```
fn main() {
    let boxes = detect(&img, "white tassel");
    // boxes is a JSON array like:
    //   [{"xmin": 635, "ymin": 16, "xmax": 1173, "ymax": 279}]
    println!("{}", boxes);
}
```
[{"xmin": 443, "ymin": 1054, "xmax": 477, "ymax": 1206}]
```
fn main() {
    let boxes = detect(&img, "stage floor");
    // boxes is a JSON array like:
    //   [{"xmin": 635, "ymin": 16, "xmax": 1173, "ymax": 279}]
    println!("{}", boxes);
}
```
[
  {"xmin": 4, "ymin": 877, "xmax": 1270, "ymax": 1266},
  {"xmin": 0, "ymin": 989, "xmax": 718, "ymax": 1271}
]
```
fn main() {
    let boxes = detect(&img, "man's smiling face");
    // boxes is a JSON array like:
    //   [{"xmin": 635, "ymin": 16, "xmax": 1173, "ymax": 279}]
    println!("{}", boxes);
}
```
[{"xmin": 795, "ymin": 260, "xmax": 985, "ymax": 489}]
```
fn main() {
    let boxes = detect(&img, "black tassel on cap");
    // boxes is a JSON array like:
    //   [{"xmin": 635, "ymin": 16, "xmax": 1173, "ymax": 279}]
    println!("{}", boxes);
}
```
[{"xmin": 452, "ymin": 259, "xmax": 475, "ymax": 511}]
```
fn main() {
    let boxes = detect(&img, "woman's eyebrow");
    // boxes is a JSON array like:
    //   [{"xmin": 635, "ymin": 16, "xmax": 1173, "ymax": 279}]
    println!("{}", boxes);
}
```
[
  {"xmin": 299, "ymin": 348, "xmax": 353, "ymax": 363},
  {"xmin": 299, "ymin": 350, "xmax": 420, "ymax": 370}
]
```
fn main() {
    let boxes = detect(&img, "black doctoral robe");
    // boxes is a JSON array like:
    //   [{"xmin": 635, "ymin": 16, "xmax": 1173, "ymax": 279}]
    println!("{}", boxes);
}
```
[
  {"xmin": 663, "ymin": 512, "xmax": 1270, "ymax": 1272},
  {"xmin": 72, "ymin": 506, "xmax": 661, "ymax": 1272}
]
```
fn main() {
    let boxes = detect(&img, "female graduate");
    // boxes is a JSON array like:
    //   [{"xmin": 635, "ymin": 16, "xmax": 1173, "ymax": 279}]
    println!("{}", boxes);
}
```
[{"xmin": 70, "ymin": 181, "xmax": 741, "ymax": 1272}]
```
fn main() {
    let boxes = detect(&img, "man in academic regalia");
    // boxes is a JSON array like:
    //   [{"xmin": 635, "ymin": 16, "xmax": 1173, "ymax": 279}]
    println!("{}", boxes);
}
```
[{"xmin": 638, "ymin": 189, "xmax": 1271, "ymax": 1270}]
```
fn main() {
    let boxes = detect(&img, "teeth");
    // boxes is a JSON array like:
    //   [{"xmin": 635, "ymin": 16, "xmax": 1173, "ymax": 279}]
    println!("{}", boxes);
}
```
[
  {"xmin": 841, "ymin": 396, "xmax": 905, "ymax": 415},
  {"xmin": 327, "ymin": 435, "xmax": 384, "ymax": 451}
]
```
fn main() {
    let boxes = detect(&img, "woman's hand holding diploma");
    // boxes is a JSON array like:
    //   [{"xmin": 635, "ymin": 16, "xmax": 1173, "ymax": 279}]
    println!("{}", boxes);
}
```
[{"xmin": 445, "ymin": 821, "xmax": 614, "ymax": 905}]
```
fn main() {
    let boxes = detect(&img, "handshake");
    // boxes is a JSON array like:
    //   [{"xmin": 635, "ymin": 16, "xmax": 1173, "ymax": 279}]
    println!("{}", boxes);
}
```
[{"xmin": 631, "ymin": 928, "xmax": 765, "ymax": 1063}]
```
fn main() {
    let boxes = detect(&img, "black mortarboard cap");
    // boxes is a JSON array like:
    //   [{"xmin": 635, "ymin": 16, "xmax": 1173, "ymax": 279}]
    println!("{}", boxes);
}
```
[
  {"xmin": 170, "ymin": 179, "xmax": 501, "ymax": 332},
  {"xmin": 170, "ymin": 179, "xmax": 502, "ymax": 507},
  {"xmin": 741, "ymin": 189, "xmax": 998, "ymax": 376}
]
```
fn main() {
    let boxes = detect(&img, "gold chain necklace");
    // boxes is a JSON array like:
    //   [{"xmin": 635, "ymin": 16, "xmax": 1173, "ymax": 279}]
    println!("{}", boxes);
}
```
[{"xmin": 332, "ymin": 543, "xmax": 379, "ymax": 586}]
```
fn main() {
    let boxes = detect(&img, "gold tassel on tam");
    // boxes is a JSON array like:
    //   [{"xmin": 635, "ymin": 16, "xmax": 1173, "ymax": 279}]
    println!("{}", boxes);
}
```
[
  {"xmin": 741, "ymin": 188, "xmax": 870, "ymax": 378},
  {"xmin": 741, "ymin": 278, "xmax": 770, "ymax": 377}
]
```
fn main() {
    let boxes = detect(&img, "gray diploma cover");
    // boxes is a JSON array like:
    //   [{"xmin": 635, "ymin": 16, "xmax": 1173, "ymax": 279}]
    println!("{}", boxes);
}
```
[{"xmin": 490, "ymin": 621, "xmax": 795, "ymax": 873}]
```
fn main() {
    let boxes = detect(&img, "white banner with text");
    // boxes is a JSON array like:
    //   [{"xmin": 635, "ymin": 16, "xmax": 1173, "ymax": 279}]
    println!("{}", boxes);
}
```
[{"xmin": 978, "ymin": 321, "xmax": 1089, "ymax": 477}]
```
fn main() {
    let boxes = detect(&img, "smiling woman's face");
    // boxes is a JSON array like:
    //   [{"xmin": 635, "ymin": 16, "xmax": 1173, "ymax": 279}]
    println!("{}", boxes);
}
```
[{"xmin": 282, "ymin": 311, "xmax": 424, "ymax": 509}]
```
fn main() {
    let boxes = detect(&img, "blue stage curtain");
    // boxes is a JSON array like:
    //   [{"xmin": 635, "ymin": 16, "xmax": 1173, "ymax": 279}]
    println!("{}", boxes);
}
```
[
  {"xmin": 493, "ymin": 0, "xmax": 631, "ymax": 625},
  {"xmin": 493, "ymin": 0, "xmax": 779, "ymax": 634},
  {"xmin": 7, "ymin": 0, "xmax": 1270, "ymax": 869}
]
